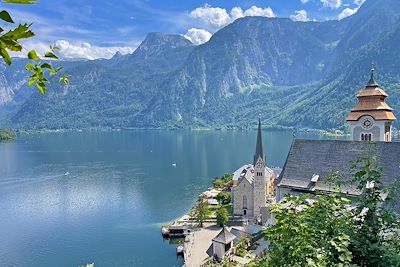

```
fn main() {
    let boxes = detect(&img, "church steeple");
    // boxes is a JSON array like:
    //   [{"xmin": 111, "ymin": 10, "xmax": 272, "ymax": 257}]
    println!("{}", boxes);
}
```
[
  {"xmin": 253, "ymin": 116, "xmax": 264, "ymax": 166},
  {"xmin": 366, "ymin": 65, "xmax": 378, "ymax": 87}
]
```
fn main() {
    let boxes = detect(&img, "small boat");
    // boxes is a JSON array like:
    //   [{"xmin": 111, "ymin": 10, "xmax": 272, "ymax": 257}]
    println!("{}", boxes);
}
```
[
  {"xmin": 176, "ymin": 245, "xmax": 184, "ymax": 255},
  {"xmin": 172, "ymin": 163, "xmax": 177, "ymax": 167},
  {"xmin": 161, "ymin": 227, "xmax": 170, "ymax": 237},
  {"xmin": 64, "ymin": 172, "xmax": 70, "ymax": 176}
]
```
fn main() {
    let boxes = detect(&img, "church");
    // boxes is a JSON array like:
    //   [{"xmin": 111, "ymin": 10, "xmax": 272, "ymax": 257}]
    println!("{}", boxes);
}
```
[
  {"xmin": 277, "ymin": 67, "xmax": 400, "ymax": 202},
  {"xmin": 231, "ymin": 118, "xmax": 275, "ymax": 218}
]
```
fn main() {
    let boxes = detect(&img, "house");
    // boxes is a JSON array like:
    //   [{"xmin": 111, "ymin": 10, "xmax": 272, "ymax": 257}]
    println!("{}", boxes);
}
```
[{"xmin": 212, "ymin": 226, "xmax": 236, "ymax": 260}]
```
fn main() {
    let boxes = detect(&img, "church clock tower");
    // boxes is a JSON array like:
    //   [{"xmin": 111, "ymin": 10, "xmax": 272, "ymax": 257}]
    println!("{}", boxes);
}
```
[
  {"xmin": 253, "ymin": 117, "xmax": 267, "ymax": 217},
  {"xmin": 346, "ymin": 67, "xmax": 396, "ymax": 142}
]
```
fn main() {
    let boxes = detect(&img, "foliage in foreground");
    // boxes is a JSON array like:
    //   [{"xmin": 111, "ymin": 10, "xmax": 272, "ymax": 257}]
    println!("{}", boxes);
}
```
[
  {"xmin": 0, "ymin": 0, "xmax": 69, "ymax": 94},
  {"xmin": 258, "ymin": 157, "xmax": 400, "ymax": 267}
]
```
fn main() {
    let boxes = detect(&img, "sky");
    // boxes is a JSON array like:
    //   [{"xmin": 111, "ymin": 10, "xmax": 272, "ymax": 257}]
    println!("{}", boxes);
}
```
[{"xmin": 3, "ymin": 0, "xmax": 365, "ymax": 60}]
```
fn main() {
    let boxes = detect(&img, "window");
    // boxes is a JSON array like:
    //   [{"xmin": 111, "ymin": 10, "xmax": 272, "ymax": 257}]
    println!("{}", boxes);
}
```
[
  {"xmin": 243, "ymin": 196, "xmax": 247, "ymax": 209},
  {"xmin": 361, "ymin": 133, "xmax": 372, "ymax": 141}
]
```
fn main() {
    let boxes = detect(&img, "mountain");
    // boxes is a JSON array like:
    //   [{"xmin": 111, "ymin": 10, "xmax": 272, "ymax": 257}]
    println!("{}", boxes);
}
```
[{"xmin": 1, "ymin": 0, "xmax": 400, "ymax": 130}]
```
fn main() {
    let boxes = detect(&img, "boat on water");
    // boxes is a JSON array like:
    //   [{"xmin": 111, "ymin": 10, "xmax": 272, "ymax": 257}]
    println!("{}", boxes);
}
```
[
  {"xmin": 176, "ymin": 245, "xmax": 184, "ymax": 255},
  {"xmin": 161, "ymin": 225, "xmax": 192, "ymax": 238}
]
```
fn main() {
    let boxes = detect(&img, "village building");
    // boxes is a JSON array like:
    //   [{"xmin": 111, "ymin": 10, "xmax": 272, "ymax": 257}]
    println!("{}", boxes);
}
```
[
  {"xmin": 231, "ymin": 118, "xmax": 276, "ymax": 218},
  {"xmin": 347, "ymin": 67, "xmax": 396, "ymax": 142},
  {"xmin": 277, "ymin": 67, "xmax": 400, "ymax": 202},
  {"xmin": 211, "ymin": 226, "xmax": 236, "ymax": 261}
]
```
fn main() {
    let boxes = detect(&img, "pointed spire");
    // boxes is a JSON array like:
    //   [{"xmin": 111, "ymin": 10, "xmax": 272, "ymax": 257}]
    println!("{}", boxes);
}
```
[
  {"xmin": 254, "ymin": 115, "xmax": 264, "ymax": 166},
  {"xmin": 366, "ymin": 63, "xmax": 378, "ymax": 87}
]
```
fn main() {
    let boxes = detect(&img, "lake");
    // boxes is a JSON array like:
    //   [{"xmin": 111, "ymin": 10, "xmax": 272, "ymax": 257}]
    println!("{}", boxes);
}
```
[{"xmin": 0, "ymin": 130, "xmax": 342, "ymax": 266}]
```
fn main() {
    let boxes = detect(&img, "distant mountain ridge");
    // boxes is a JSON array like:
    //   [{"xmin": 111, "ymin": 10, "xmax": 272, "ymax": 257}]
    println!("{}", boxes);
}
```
[{"xmin": 1, "ymin": 0, "xmax": 400, "ymax": 130}]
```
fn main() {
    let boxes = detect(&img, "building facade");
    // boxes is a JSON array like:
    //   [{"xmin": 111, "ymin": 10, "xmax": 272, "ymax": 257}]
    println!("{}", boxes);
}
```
[
  {"xmin": 231, "ymin": 118, "xmax": 274, "ymax": 218},
  {"xmin": 346, "ymin": 67, "xmax": 396, "ymax": 142}
]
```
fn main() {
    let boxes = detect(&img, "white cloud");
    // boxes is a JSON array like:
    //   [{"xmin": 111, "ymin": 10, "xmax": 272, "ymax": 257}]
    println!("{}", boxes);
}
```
[
  {"xmin": 338, "ymin": 7, "xmax": 359, "ymax": 20},
  {"xmin": 320, "ymin": 0, "xmax": 342, "ymax": 9},
  {"xmin": 189, "ymin": 4, "xmax": 231, "ymax": 28},
  {"xmin": 230, "ymin": 7, "xmax": 245, "ymax": 21},
  {"xmin": 300, "ymin": 0, "xmax": 310, "ymax": 3},
  {"xmin": 290, "ymin": 10, "xmax": 310, "ymax": 22},
  {"xmin": 243, "ymin": 6, "xmax": 275, "ymax": 17},
  {"xmin": 55, "ymin": 40, "xmax": 135, "ymax": 60},
  {"xmin": 183, "ymin": 28, "xmax": 212, "ymax": 45},
  {"xmin": 354, "ymin": 0, "xmax": 366, "ymax": 5},
  {"xmin": 189, "ymin": 4, "xmax": 275, "ymax": 29},
  {"xmin": 15, "ymin": 40, "xmax": 136, "ymax": 60}
]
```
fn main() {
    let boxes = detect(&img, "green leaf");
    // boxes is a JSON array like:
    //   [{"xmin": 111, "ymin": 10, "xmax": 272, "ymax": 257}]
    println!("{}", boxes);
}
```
[
  {"xmin": 44, "ymin": 51, "xmax": 58, "ymax": 60},
  {"xmin": 0, "ymin": 48, "xmax": 11, "ymax": 65},
  {"xmin": 36, "ymin": 81, "xmax": 46, "ymax": 94},
  {"xmin": 3, "ymin": 23, "xmax": 34, "ymax": 40},
  {"xmin": 54, "ymin": 66, "xmax": 63, "ymax": 72},
  {"xmin": 59, "ymin": 74, "xmax": 71, "ymax": 85},
  {"xmin": 41, "ymin": 63, "xmax": 52, "ymax": 69},
  {"xmin": 0, "ymin": 38, "xmax": 22, "ymax": 51},
  {"xmin": 25, "ymin": 63, "xmax": 35, "ymax": 70},
  {"xmin": 1, "ymin": 0, "xmax": 37, "ymax": 4},
  {"xmin": 0, "ymin": 10, "xmax": 14, "ymax": 23},
  {"xmin": 50, "ymin": 45, "xmax": 60, "ymax": 51},
  {"xmin": 28, "ymin": 77, "xmax": 35, "ymax": 86},
  {"xmin": 27, "ymin": 50, "xmax": 40, "ymax": 60}
]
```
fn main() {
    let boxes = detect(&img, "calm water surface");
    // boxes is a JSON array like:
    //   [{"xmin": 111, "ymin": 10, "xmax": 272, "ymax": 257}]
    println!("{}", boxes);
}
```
[{"xmin": 0, "ymin": 130, "xmax": 343, "ymax": 267}]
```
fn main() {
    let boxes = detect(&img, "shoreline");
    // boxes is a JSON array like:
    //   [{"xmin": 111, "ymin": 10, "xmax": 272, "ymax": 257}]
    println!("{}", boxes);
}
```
[{"xmin": 11, "ymin": 127, "xmax": 350, "ymax": 137}]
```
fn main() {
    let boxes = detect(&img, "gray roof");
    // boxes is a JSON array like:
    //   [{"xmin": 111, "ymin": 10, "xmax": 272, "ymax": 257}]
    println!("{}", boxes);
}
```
[
  {"xmin": 233, "ymin": 164, "xmax": 273, "ymax": 185},
  {"xmin": 278, "ymin": 140, "xmax": 400, "ymax": 195},
  {"xmin": 254, "ymin": 118, "xmax": 264, "ymax": 165},
  {"xmin": 212, "ymin": 227, "xmax": 236, "ymax": 244}
]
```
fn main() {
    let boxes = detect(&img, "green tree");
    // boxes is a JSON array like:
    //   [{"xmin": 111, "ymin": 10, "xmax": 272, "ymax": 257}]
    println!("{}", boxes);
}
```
[
  {"xmin": 256, "ymin": 157, "xmax": 400, "ymax": 267},
  {"xmin": 216, "ymin": 192, "xmax": 231, "ymax": 205},
  {"xmin": 216, "ymin": 206, "xmax": 229, "ymax": 227},
  {"xmin": 349, "ymin": 157, "xmax": 400, "ymax": 267},
  {"xmin": 193, "ymin": 196, "xmax": 210, "ymax": 228},
  {"xmin": 0, "ymin": 0, "xmax": 69, "ymax": 94},
  {"xmin": 263, "ymin": 192, "xmax": 354, "ymax": 267}
]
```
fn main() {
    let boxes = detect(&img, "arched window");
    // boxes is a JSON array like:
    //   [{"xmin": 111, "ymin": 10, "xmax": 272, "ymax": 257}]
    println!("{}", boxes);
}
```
[
  {"xmin": 243, "ymin": 195, "xmax": 247, "ymax": 209},
  {"xmin": 361, "ymin": 133, "xmax": 373, "ymax": 141}
]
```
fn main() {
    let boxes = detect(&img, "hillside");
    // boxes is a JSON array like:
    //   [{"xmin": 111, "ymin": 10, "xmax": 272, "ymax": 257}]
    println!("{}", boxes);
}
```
[{"xmin": 1, "ymin": 0, "xmax": 400, "ymax": 130}]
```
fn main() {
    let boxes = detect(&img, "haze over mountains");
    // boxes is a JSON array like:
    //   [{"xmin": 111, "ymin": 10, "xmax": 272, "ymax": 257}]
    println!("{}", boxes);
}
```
[{"xmin": 1, "ymin": 0, "xmax": 400, "ymax": 130}]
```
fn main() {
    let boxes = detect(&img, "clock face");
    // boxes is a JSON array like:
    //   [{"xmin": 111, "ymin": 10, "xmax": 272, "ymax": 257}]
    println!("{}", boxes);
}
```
[
  {"xmin": 361, "ymin": 117, "xmax": 374, "ymax": 129},
  {"xmin": 257, "ymin": 162, "xmax": 262, "ymax": 168}
]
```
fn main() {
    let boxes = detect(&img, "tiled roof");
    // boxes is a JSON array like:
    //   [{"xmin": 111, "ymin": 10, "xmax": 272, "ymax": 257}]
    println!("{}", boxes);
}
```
[
  {"xmin": 212, "ymin": 227, "xmax": 236, "ymax": 244},
  {"xmin": 279, "ymin": 140, "xmax": 400, "ymax": 195}
]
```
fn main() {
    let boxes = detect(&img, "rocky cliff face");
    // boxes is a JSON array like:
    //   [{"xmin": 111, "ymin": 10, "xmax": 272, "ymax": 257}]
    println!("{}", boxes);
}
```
[{"xmin": 2, "ymin": 0, "xmax": 400, "ymax": 130}]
